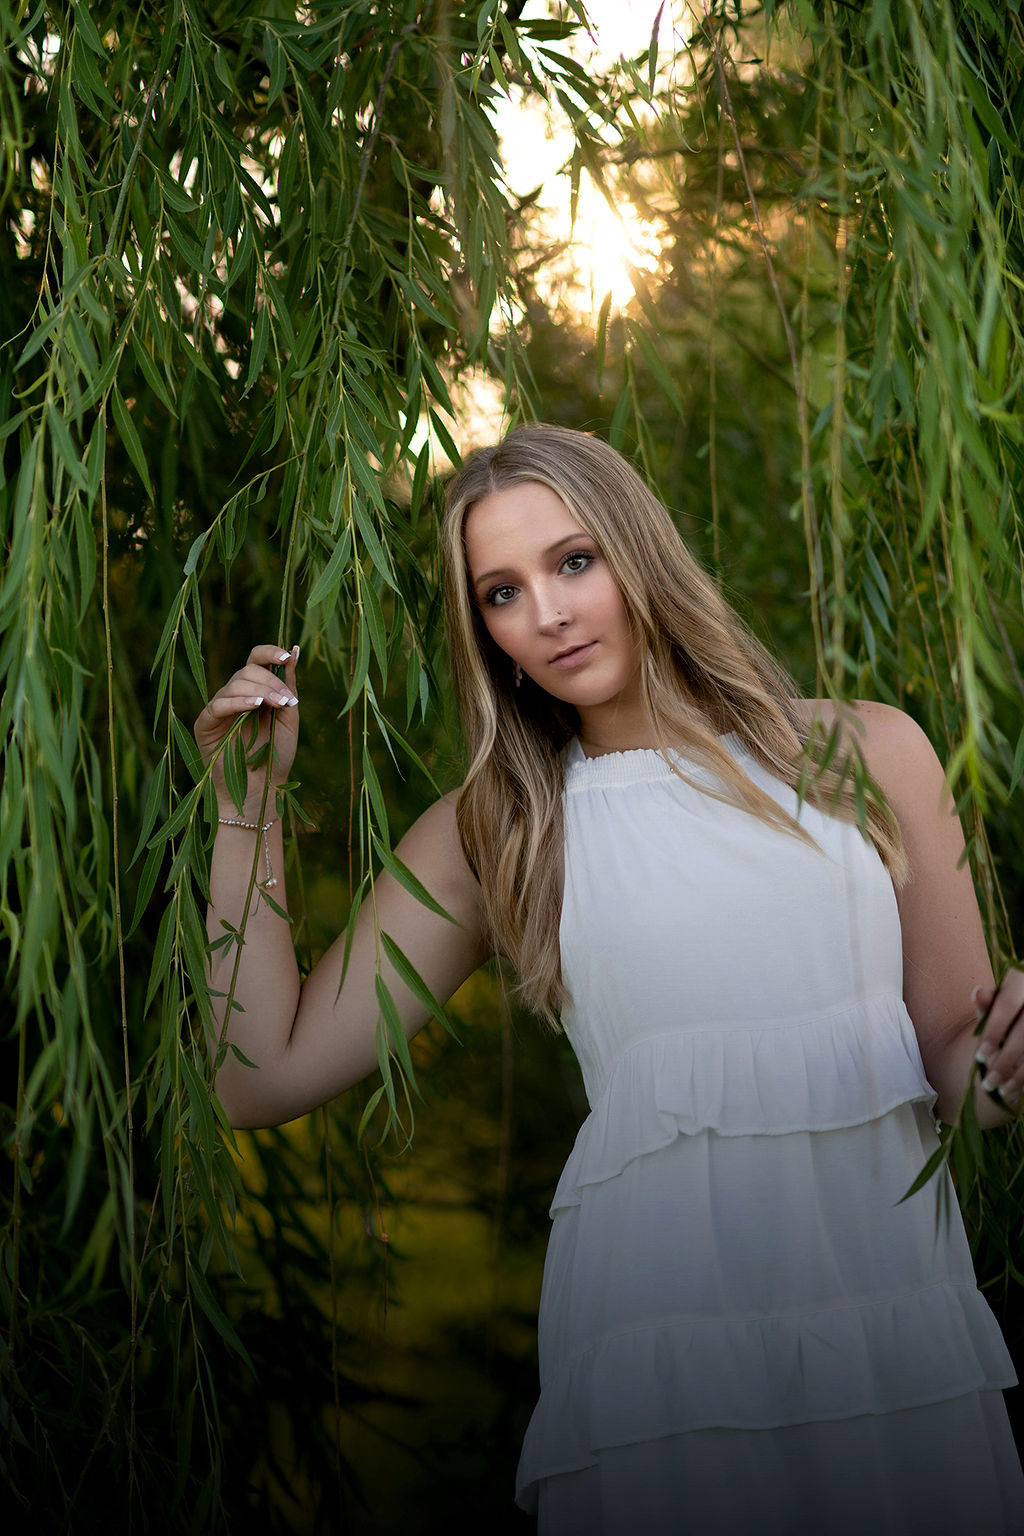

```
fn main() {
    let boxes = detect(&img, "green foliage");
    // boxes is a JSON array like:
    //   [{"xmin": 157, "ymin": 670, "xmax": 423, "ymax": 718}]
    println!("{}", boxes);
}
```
[
  {"xmin": 2, "ymin": 0, "xmax": 1024, "ymax": 1528},
  {"xmin": 0, "ymin": 1, "xmax": 591, "ymax": 1526}
]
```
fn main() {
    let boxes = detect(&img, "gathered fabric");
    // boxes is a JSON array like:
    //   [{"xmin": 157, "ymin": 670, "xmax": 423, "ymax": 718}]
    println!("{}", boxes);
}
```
[{"xmin": 515, "ymin": 736, "xmax": 1023, "ymax": 1533}]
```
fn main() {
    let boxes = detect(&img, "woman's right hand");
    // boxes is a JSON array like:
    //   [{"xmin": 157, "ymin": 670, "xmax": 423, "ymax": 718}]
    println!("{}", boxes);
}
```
[{"xmin": 194, "ymin": 643, "xmax": 300, "ymax": 812}]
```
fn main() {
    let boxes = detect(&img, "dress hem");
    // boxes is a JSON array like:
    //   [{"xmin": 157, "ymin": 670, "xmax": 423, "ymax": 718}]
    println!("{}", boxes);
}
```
[{"xmin": 515, "ymin": 1378, "xmax": 1020, "ymax": 1512}]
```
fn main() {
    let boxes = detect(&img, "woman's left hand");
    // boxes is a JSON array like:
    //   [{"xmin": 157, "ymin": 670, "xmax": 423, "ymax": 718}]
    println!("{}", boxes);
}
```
[{"xmin": 973, "ymin": 968, "xmax": 1024, "ymax": 1111}]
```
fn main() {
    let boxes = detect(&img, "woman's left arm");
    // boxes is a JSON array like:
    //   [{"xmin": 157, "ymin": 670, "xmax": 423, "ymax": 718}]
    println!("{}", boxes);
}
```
[{"xmin": 825, "ymin": 700, "xmax": 1020, "ymax": 1128}]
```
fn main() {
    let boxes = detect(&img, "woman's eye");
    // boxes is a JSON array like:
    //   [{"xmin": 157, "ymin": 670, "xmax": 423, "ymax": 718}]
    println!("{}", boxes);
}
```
[
  {"xmin": 487, "ymin": 584, "xmax": 517, "ymax": 606},
  {"xmin": 563, "ymin": 551, "xmax": 592, "ymax": 574}
]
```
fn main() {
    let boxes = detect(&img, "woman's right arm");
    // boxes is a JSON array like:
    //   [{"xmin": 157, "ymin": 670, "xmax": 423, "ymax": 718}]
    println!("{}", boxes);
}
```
[{"xmin": 195, "ymin": 644, "xmax": 490, "ymax": 1130}]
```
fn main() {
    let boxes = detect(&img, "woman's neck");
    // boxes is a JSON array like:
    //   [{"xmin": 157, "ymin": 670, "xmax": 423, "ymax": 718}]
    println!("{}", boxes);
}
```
[
  {"xmin": 575, "ymin": 700, "xmax": 661, "ymax": 759},
  {"xmin": 576, "ymin": 699, "xmax": 727, "ymax": 760},
  {"xmin": 577, "ymin": 726, "xmax": 660, "ymax": 758}
]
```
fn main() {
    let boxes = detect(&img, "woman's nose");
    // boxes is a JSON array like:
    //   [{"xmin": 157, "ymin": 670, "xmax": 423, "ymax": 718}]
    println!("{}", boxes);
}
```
[{"xmin": 536, "ymin": 592, "xmax": 570, "ymax": 632}]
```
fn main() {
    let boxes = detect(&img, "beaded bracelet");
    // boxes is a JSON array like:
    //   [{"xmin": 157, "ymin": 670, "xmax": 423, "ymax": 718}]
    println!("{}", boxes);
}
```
[{"xmin": 218, "ymin": 816, "xmax": 278, "ymax": 889}]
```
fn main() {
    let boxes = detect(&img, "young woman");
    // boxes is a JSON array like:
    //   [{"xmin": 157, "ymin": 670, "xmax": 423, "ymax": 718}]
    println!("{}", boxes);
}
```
[{"xmin": 196, "ymin": 424, "xmax": 1024, "ymax": 1533}]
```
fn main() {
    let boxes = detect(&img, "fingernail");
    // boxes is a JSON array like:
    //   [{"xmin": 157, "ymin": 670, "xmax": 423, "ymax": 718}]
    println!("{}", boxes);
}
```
[
  {"xmin": 252, "ymin": 696, "xmax": 263, "ymax": 706},
  {"xmin": 292, "ymin": 644, "xmax": 300, "ymax": 661},
  {"xmin": 287, "ymin": 695, "xmax": 298, "ymax": 706},
  {"xmin": 1001, "ymin": 1085, "xmax": 1020, "ymax": 1105},
  {"xmin": 982, "ymin": 1071, "xmax": 1002, "ymax": 1092},
  {"xmin": 279, "ymin": 651, "xmax": 291, "ymax": 663},
  {"xmin": 976, "ymin": 1043, "xmax": 993, "ymax": 1064}
]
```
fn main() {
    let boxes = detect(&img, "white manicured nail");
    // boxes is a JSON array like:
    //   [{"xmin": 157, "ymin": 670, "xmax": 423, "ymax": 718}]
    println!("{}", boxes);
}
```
[
  {"xmin": 251, "ymin": 696, "xmax": 263, "ymax": 706},
  {"xmin": 279, "ymin": 651, "xmax": 291, "ymax": 662},
  {"xmin": 975, "ymin": 1043, "xmax": 993, "ymax": 1064},
  {"xmin": 982, "ymin": 1071, "xmax": 1002, "ymax": 1092}
]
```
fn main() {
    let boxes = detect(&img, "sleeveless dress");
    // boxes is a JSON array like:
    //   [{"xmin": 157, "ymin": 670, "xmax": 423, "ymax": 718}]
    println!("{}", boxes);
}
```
[{"xmin": 514, "ymin": 735, "xmax": 1024, "ymax": 1534}]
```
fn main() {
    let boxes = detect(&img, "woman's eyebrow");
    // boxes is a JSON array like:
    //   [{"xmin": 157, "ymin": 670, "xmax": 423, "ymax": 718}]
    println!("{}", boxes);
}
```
[{"xmin": 472, "ymin": 532, "xmax": 592, "ymax": 589}]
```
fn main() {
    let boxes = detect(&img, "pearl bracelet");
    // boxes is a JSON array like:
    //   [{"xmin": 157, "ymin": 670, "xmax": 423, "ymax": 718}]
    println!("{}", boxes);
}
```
[{"xmin": 217, "ymin": 816, "xmax": 278, "ymax": 889}]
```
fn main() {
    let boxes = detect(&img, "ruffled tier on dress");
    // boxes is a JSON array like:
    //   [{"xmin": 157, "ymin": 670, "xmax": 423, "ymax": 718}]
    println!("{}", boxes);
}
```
[{"xmin": 549, "ymin": 992, "xmax": 936, "ymax": 1209}]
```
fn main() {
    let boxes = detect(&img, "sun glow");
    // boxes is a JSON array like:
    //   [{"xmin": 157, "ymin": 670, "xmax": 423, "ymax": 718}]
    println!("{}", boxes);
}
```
[
  {"xmin": 570, "ymin": 179, "xmax": 663, "ymax": 314},
  {"xmin": 493, "ymin": 1, "xmax": 680, "ymax": 318},
  {"xmin": 410, "ymin": 1, "xmax": 681, "ymax": 466},
  {"xmin": 494, "ymin": 91, "xmax": 664, "ymax": 319}
]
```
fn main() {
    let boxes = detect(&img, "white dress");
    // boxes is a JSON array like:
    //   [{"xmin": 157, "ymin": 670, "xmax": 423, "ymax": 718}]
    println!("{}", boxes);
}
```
[{"xmin": 515, "ymin": 735, "xmax": 1024, "ymax": 1534}]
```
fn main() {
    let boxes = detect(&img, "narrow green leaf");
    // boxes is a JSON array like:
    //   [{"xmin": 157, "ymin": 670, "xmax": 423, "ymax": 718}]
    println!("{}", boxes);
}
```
[
  {"xmin": 184, "ymin": 530, "xmax": 209, "ymax": 577},
  {"xmin": 341, "ymin": 622, "xmax": 371, "ymax": 714},
  {"xmin": 15, "ymin": 304, "xmax": 63, "ymax": 369},
  {"xmin": 187, "ymin": 1262, "xmax": 255, "ymax": 1372},
  {"xmin": 128, "ymin": 842, "xmax": 165, "ymax": 936},
  {"xmin": 897, "ymin": 1134, "xmax": 952, "ymax": 1204},
  {"xmin": 243, "ymin": 304, "xmax": 271, "ymax": 397},
  {"xmin": 181, "ymin": 612, "xmax": 208, "ymax": 699},
  {"xmin": 71, "ymin": 1, "xmax": 108, "ymax": 58},
  {"xmin": 409, "ymin": 443, "xmax": 430, "ymax": 520},
  {"xmin": 375, "ymin": 973, "xmax": 420, "ymax": 1096},
  {"xmin": 45, "ymin": 405, "xmax": 90, "ymax": 493},
  {"xmin": 170, "ymin": 712, "xmax": 207, "ymax": 784},
  {"xmin": 145, "ymin": 902, "xmax": 177, "ymax": 1014},
  {"xmin": 352, "ymin": 500, "xmax": 398, "ymax": 591},
  {"xmin": 131, "ymin": 757, "xmax": 170, "ymax": 866},
  {"xmin": 223, "ymin": 729, "xmax": 250, "ymax": 815},
  {"xmin": 1011, "ymin": 726, "xmax": 1024, "ymax": 795},
  {"xmin": 111, "ymin": 388, "xmax": 154, "ymax": 498},
  {"xmin": 647, "ymin": 2, "xmax": 663, "ymax": 91},
  {"xmin": 372, "ymin": 836, "xmax": 453, "ymax": 921},
  {"xmin": 594, "ymin": 290, "xmax": 613, "ymax": 389},
  {"xmin": 307, "ymin": 526, "xmax": 352, "ymax": 607},
  {"xmin": 357, "ymin": 1082, "xmax": 387, "ymax": 1141},
  {"xmin": 362, "ymin": 747, "xmax": 389, "ymax": 841},
  {"xmin": 428, "ymin": 407, "xmax": 461, "ymax": 468},
  {"xmin": 147, "ymin": 784, "xmax": 203, "ymax": 850},
  {"xmin": 362, "ymin": 579, "xmax": 388, "ymax": 678},
  {"xmin": 381, "ymin": 931, "xmax": 459, "ymax": 1038}
]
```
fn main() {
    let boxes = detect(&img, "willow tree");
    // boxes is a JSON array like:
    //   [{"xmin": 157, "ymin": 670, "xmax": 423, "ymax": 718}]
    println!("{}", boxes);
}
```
[
  {"xmin": 2, "ymin": 0, "xmax": 1023, "ymax": 1530},
  {"xmin": 0, "ymin": 1, "xmax": 600, "ymax": 1527}
]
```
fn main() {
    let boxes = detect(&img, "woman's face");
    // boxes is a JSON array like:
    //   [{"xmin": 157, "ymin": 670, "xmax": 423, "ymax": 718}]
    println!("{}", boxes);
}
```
[{"xmin": 463, "ymin": 480, "xmax": 643, "ymax": 720}]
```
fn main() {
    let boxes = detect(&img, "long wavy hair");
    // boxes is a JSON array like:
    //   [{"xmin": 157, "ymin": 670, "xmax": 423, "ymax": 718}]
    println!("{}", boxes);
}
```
[{"xmin": 441, "ymin": 423, "xmax": 906, "ymax": 1023}]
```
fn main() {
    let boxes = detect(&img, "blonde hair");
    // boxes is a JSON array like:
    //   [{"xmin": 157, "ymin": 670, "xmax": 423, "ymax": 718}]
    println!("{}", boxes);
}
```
[{"xmin": 442, "ymin": 423, "xmax": 906, "ymax": 1023}]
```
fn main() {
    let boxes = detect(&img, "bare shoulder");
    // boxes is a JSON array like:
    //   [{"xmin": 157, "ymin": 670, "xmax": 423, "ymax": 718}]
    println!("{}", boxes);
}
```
[
  {"xmin": 396, "ymin": 788, "xmax": 481, "ymax": 914},
  {"xmin": 402, "ymin": 787, "xmax": 463, "ymax": 843},
  {"xmin": 796, "ymin": 697, "xmax": 943, "ymax": 806}
]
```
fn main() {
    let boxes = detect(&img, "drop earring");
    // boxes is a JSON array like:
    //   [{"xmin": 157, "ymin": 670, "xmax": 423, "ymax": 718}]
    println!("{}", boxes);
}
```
[{"xmin": 513, "ymin": 661, "xmax": 522, "ymax": 688}]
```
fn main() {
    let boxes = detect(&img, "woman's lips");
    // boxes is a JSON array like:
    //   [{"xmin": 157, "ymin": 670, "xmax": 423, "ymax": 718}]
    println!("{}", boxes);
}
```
[{"xmin": 549, "ymin": 641, "xmax": 597, "ymax": 671}]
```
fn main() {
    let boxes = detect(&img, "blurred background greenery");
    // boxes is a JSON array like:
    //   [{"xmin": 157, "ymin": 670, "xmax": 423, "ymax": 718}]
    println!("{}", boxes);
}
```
[{"xmin": 2, "ymin": 1, "xmax": 1023, "ymax": 1530}]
